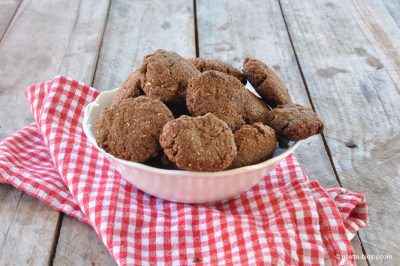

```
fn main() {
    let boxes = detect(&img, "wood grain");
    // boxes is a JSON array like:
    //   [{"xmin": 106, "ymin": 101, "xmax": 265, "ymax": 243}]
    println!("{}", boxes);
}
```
[
  {"xmin": 0, "ymin": 0, "xmax": 105, "ymax": 139},
  {"xmin": 196, "ymin": 0, "xmax": 368, "ymax": 260},
  {"xmin": 54, "ymin": 0, "xmax": 196, "ymax": 264},
  {"xmin": 0, "ymin": 184, "xmax": 60, "ymax": 265},
  {"xmin": 53, "ymin": 216, "xmax": 116, "ymax": 266},
  {"xmin": 57, "ymin": 0, "xmax": 111, "ymax": 84},
  {"xmin": 0, "ymin": 0, "xmax": 110, "ymax": 265},
  {"xmin": 0, "ymin": 0, "xmax": 21, "ymax": 40},
  {"xmin": 280, "ymin": 0, "xmax": 400, "ymax": 264},
  {"xmin": 93, "ymin": 0, "xmax": 196, "ymax": 91}
]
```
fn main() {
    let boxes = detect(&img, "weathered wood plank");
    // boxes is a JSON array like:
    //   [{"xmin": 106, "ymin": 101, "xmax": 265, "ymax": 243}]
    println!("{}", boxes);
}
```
[
  {"xmin": 93, "ymin": 0, "xmax": 196, "ymax": 91},
  {"xmin": 0, "ymin": 0, "xmax": 22, "ymax": 40},
  {"xmin": 0, "ymin": 0, "xmax": 110, "ymax": 264},
  {"xmin": 57, "ymin": 0, "xmax": 111, "ymax": 84},
  {"xmin": 0, "ymin": 0, "xmax": 101, "ymax": 138},
  {"xmin": 280, "ymin": 0, "xmax": 400, "ymax": 264},
  {"xmin": 53, "ymin": 216, "xmax": 116, "ymax": 266},
  {"xmin": 383, "ymin": 0, "xmax": 400, "ymax": 28},
  {"xmin": 54, "ymin": 0, "xmax": 196, "ymax": 264},
  {"xmin": 196, "ymin": 0, "xmax": 367, "ymax": 260},
  {"xmin": 0, "ymin": 184, "xmax": 60, "ymax": 265}
]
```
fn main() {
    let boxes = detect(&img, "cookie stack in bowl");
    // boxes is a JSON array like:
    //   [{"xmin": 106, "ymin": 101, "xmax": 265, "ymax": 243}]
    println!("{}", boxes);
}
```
[{"xmin": 95, "ymin": 49, "xmax": 323, "ymax": 172}]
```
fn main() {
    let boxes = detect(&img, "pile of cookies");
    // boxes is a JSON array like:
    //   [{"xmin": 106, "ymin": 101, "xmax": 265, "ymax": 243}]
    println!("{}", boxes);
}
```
[{"xmin": 95, "ymin": 49, "xmax": 323, "ymax": 172}]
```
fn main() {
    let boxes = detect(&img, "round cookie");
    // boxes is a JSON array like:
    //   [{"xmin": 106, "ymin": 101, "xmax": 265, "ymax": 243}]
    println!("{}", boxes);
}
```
[
  {"xmin": 230, "ymin": 123, "xmax": 277, "ymax": 168},
  {"xmin": 95, "ymin": 96, "xmax": 174, "ymax": 162},
  {"xmin": 243, "ymin": 57, "xmax": 292, "ymax": 108},
  {"xmin": 139, "ymin": 49, "xmax": 200, "ymax": 104},
  {"xmin": 160, "ymin": 113, "xmax": 237, "ymax": 171},
  {"xmin": 265, "ymin": 104, "xmax": 324, "ymax": 141},
  {"xmin": 188, "ymin": 57, "xmax": 246, "ymax": 84},
  {"xmin": 187, "ymin": 70, "xmax": 270, "ymax": 131},
  {"xmin": 112, "ymin": 70, "xmax": 144, "ymax": 104}
]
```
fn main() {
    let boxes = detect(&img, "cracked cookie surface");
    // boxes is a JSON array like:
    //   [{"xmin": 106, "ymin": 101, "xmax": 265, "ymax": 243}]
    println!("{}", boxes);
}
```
[
  {"xmin": 160, "ymin": 113, "xmax": 237, "ymax": 171},
  {"xmin": 188, "ymin": 57, "xmax": 246, "ymax": 84},
  {"xmin": 243, "ymin": 57, "xmax": 292, "ymax": 108},
  {"xmin": 230, "ymin": 123, "xmax": 277, "ymax": 168},
  {"xmin": 265, "ymin": 104, "xmax": 324, "ymax": 141},
  {"xmin": 139, "ymin": 49, "xmax": 200, "ymax": 104},
  {"xmin": 95, "ymin": 96, "xmax": 173, "ymax": 162}
]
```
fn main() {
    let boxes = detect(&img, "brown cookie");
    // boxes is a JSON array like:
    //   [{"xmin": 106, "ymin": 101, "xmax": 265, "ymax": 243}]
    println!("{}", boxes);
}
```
[
  {"xmin": 186, "ymin": 70, "xmax": 270, "ymax": 131},
  {"xmin": 95, "ymin": 96, "xmax": 174, "ymax": 162},
  {"xmin": 139, "ymin": 49, "xmax": 200, "ymax": 104},
  {"xmin": 112, "ymin": 70, "xmax": 144, "ymax": 104},
  {"xmin": 188, "ymin": 57, "xmax": 246, "ymax": 84},
  {"xmin": 160, "ymin": 113, "xmax": 237, "ymax": 171},
  {"xmin": 243, "ymin": 57, "xmax": 292, "ymax": 108},
  {"xmin": 230, "ymin": 123, "xmax": 277, "ymax": 168},
  {"xmin": 265, "ymin": 104, "xmax": 324, "ymax": 141},
  {"xmin": 245, "ymin": 90, "xmax": 270, "ymax": 125}
]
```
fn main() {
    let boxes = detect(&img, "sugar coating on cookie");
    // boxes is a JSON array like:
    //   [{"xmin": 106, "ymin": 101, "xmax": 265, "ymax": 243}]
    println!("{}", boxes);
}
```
[
  {"xmin": 188, "ymin": 57, "xmax": 247, "ymax": 84},
  {"xmin": 112, "ymin": 70, "xmax": 144, "ymax": 104},
  {"xmin": 95, "ymin": 96, "xmax": 174, "ymax": 162},
  {"xmin": 139, "ymin": 49, "xmax": 200, "ymax": 104},
  {"xmin": 187, "ymin": 70, "xmax": 270, "ymax": 131},
  {"xmin": 243, "ymin": 57, "xmax": 292, "ymax": 108},
  {"xmin": 265, "ymin": 104, "xmax": 324, "ymax": 141},
  {"xmin": 160, "ymin": 113, "xmax": 237, "ymax": 171},
  {"xmin": 230, "ymin": 123, "xmax": 277, "ymax": 168}
]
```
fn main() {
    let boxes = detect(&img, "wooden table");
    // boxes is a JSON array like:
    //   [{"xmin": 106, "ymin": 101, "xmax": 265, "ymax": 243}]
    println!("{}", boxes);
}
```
[{"xmin": 0, "ymin": 0, "xmax": 399, "ymax": 265}]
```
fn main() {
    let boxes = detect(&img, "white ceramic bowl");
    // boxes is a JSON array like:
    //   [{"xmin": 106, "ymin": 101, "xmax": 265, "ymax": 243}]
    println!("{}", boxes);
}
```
[{"xmin": 83, "ymin": 88, "xmax": 301, "ymax": 204}]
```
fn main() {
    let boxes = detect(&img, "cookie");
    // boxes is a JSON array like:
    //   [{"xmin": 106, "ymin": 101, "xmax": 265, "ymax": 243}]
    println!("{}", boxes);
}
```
[
  {"xmin": 112, "ymin": 70, "xmax": 144, "ymax": 104},
  {"xmin": 139, "ymin": 49, "xmax": 200, "ymax": 104},
  {"xmin": 95, "ymin": 96, "xmax": 174, "ymax": 162},
  {"xmin": 245, "ymin": 90, "xmax": 270, "ymax": 125},
  {"xmin": 243, "ymin": 57, "xmax": 292, "ymax": 108},
  {"xmin": 160, "ymin": 113, "xmax": 237, "ymax": 171},
  {"xmin": 188, "ymin": 57, "xmax": 246, "ymax": 84},
  {"xmin": 230, "ymin": 123, "xmax": 277, "ymax": 168},
  {"xmin": 265, "ymin": 104, "xmax": 324, "ymax": 141},
  {"xmin": 186, "ymin": 70, "xmax": 270, "ymax": 131}
]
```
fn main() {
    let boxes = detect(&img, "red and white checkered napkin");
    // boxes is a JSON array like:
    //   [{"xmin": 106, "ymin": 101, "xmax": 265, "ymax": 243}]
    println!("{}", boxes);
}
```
[{"xmin": 0, "ymin": 76, "xmax": 368, "ymax": 265}]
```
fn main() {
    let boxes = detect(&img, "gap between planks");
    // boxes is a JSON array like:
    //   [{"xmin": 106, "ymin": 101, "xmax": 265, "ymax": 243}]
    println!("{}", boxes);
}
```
[
  {"xmin": 48, "ymin": 213, "xmax": 63, "ymax": 266},
  {"xmin": 193, "ymin": 0, "xmax": 200, "ymax": 57},
  {"xmin": 275, "ymin": 0, "xmax": 370, "ymax": 264},
  {"xmin": 276, "ymin": 0, "xmax": 343, "ymax": 188},
  {"xmin": 0, "ymin": 0, "xmax": 23, "ymax": 45},
  {"xmin": 48, "ymin": 0, "xmax": 113, "ymax": 264}
]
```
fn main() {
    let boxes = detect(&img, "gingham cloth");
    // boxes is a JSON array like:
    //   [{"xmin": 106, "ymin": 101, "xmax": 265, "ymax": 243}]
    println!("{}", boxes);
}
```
[{"xmin": 0, "ymin": 76, "xmax": 368, "ymax": 265}]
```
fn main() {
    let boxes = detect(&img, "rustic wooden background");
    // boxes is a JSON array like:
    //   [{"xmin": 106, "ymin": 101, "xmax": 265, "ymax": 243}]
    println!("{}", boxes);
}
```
[{"xmin": 0, "ymin": 0, "xmax": 399, "ymax": 265}]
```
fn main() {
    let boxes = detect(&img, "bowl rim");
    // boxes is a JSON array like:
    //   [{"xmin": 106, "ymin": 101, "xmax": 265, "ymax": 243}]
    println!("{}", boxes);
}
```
[{"xmin": 83, "ymin": 88, "xmax": 301, "ymax": 178}]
